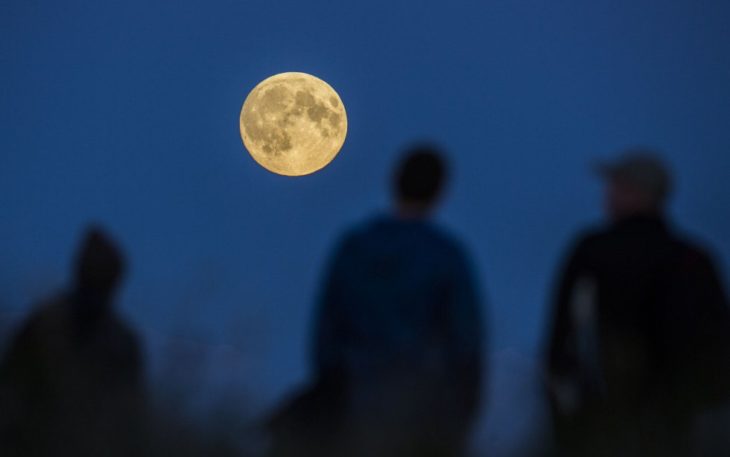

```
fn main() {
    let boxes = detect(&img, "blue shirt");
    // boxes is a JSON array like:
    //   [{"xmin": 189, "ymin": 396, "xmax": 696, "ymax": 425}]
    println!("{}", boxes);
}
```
[{"xmin": 312, "ymin": 215, "xmax": 485, "ymax": 416}]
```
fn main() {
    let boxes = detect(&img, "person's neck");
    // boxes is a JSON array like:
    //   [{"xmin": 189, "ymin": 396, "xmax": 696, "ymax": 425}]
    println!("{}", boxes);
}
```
[
  {"xmin": 71, "ymin": 286, "xmax": 112, "ymax": 320},
  {"xmin": 395, "ymin": 202, "xmax": 431, "ymax": 221},
  {"xmin": 614, "ymin": 209, "xmax": 666, "ymax": 225}
]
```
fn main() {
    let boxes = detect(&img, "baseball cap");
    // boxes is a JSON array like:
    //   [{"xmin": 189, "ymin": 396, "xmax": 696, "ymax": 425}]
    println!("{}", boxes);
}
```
[{"xmin": 595, "ymin": 149, "xmax": 674, "ymax": 203}]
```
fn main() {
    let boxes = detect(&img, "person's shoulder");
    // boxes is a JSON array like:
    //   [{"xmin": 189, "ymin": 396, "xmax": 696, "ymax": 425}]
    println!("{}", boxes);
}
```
[
  {"xmin": 670, "ymin": 231, "xmax": 721, "ymax": 271},
  {"xmin": 429, "ymin": 223, "xmax": 466, "ymax": 250},
  {"xmin": 22, "ymin": 294, "xmax": 69, "ymax": 331},
  {"xmin": 663, "ymin": 230, "xmax": 727, "ymax": 295},
  {"xmin": 104, "ymin": 314, "xmax": 144, "ymax": 362},
  {"xmin": 336, "ymin": 215, "xmax": 396, "ymax": 247},
  {"xmin": 334, "ymin": 217, "xmax": 376, "ymax": 250},
  {"xmin": 566, "ymin": 224, "xmax": 610, "ymax": 253},
  {"xmin": 420, "ymin": 223, "xmax": 474, "ymax": 265},
  {"xmin": 347, "ymin": 216, "xmax": 380, "ymax": 239},
  {"xmin": 5, "ymin": 294, "xmax": 68, "ymax": 352},
  {"xmin": 109, "ymin": 315, "xmax": 141, "ymax": 347}
]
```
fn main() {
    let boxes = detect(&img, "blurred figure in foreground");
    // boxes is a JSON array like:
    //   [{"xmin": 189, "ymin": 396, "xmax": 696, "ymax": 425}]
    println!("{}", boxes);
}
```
[
  {"xmin": 0, "ymin": 227, "xmax": 145, "ymax": 457},
  {"xmin": 269, "ymin": 145, "xmax": 485, "ymax": 457},
  {"xmin": 544, "ymin": 150, "xmax": 730, "ymax": 457}
]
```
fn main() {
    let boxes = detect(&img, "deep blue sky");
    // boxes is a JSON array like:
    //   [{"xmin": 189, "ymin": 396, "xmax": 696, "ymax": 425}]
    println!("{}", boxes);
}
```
[{"xmin": 2, "ymin": 0, "xmax": 730, "ymax": 426}]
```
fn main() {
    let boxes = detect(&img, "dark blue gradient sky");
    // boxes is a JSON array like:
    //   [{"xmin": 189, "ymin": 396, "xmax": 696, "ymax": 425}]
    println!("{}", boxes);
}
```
[{"xmin": 2, "ymin": 0, "xmax": 730, "ymax": 437}]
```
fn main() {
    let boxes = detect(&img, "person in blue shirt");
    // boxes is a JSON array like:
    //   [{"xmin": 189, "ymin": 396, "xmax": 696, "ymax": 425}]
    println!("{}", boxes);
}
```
[{"xmin": 288, "ymin": 146, "xmax": 485, "ymax": 457}]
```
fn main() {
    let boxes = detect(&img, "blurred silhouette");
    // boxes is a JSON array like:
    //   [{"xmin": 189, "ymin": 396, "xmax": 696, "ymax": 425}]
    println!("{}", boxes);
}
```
[
  {"xmin": 268, "ymin": 145, "xmax": 485, "ymax": 457},
  {"xmin": 544, "ymin": 150, "xmax": 730, "ymax": 457},
  {"xmin": 0, "ymin": 227, "xmax": 146, "ymax": 457}
]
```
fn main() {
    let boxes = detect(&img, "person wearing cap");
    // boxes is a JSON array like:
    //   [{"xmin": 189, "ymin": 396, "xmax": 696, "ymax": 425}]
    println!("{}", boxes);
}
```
[
  {"xmin": 268, "ymin": 145, "xmax": 485, "ymax": 457},
  {"xmin": 544, "ymin": 150, "xmax": 729, "ymax": 457},
  {"xmin": 0, "ymin": 227, "xmax": 145, "ymax": 457}
]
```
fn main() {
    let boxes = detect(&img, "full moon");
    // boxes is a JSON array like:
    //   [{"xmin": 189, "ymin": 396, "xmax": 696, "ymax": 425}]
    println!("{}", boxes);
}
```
[{"xmin": 240, "ymin": 72, "xmax": 348, "ymax": 176}]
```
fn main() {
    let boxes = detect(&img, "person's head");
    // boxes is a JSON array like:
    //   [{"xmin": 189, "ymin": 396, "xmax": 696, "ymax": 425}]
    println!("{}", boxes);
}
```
[
  {"xmin": 392, "ymin": 144, "xmax": 449, "ymax": 219},
  {"xmin": 596, "ymin": 150, "xmax": 673, "ymax": 222},
  {"xmin": 73, "ymin": 226, "xmax": 126, "ymax": 307}
]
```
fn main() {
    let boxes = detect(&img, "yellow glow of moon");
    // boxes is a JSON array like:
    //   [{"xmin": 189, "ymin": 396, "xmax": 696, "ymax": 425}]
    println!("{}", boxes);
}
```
[{"xmin": 240, "ymin": 72, "xmax": 348, "ymax": 176}]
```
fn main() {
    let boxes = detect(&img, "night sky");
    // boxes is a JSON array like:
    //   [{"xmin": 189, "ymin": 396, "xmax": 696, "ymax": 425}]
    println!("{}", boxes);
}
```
[{"xmin": 2, "ymin": 0, "xmax": 730, "ymax": 452}]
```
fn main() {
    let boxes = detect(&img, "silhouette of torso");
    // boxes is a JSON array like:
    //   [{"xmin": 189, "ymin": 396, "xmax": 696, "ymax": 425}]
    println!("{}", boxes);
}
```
[
  {"xmin": 0, "ymin": 293, "xmax": 144, "ymax": 457},
  {"xmin": 311, "ymin": 216, "xmax": 484, "ymax": 457},
  {"xmin": 547, "ymin": 215, "xmax": 729, "ymax": 457}
]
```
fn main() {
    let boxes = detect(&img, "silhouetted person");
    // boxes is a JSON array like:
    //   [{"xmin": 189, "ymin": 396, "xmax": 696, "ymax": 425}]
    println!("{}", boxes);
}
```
[
  {"xmin": 268, "ymin": 146, "xmax": 485, "ymax": 457},
  {"xmin": 0, "ymin": 227, "xmax": 145, "ymax": 457},
  {"xmin": 544, "ymin": 150, "xmax": 730, "ymax": 457}
]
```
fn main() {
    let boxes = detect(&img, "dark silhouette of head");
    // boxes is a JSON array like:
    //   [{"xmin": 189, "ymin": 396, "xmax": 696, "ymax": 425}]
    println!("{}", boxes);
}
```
[
  {"xmin": 596, "ymin": 149, "xmax": 673, "ymax": 222},
  {"xmin": 73, "ymin": 226, "xmax": 126, "ymax": 312},
  {"xmin": 392, "ymin": 144, "xmax": 449, "ymax": 219}
]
